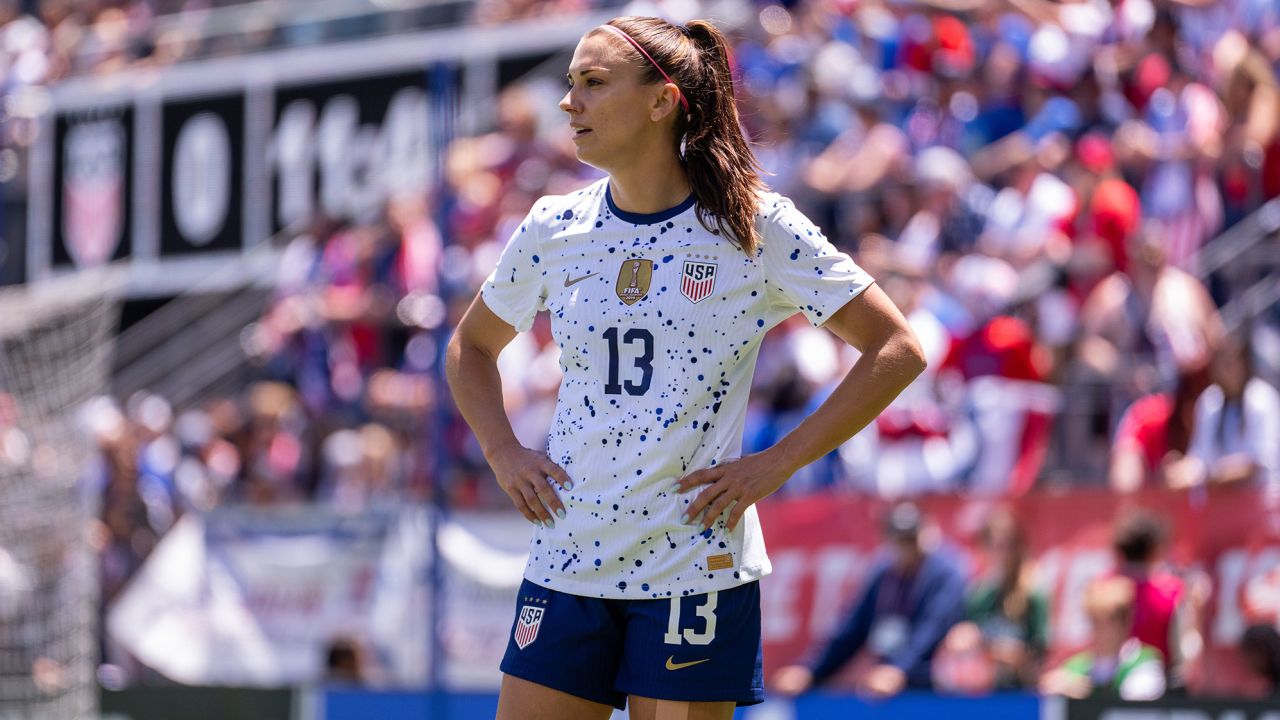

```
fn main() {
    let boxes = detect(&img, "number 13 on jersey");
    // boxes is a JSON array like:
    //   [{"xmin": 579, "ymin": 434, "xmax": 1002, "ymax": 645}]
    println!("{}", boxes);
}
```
[
  {"xmin": 603, "ymin": 326, "xmax": 654, "ymax": 396},
  {"xmin": 665, "ymin": 592, "xmax": 717, "ymax": 646}
]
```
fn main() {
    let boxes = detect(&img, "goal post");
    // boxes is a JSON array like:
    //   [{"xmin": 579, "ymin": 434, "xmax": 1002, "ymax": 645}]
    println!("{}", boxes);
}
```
[{"xmin": 0, "ymin": 268, "xmax": 123, "ymax": 720}]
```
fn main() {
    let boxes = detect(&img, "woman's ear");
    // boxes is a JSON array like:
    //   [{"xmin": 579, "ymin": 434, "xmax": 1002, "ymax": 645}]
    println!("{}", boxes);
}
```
[{"xmin": 650, "ymin": 84, "xmax": 682, "ymax": 122}]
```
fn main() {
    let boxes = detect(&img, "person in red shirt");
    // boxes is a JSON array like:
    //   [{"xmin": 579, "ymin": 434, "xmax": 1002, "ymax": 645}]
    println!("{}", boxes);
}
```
[
  {"xmin": 1108, "ymin": 370, "xmax": 1205, "ymax": 492},
  {"xmin": 1109, "ymin": 511, "xmax": 1203, "ymax": 690},
  {"xmin": 938, "ymin": 302, "xmax": 1055, "ymax": 495}
]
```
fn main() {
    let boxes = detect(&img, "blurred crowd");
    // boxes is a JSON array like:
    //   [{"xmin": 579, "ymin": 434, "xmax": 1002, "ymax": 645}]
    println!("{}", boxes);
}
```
[
  {"xmin": 0, "ymin": 0, "xmax": 618, "ymax": 86},
  {"xmin": 775, "ymin": 504, "xmax": 1280, "ymax": 700},
  {"xmin": 728, "ymin": 0, "xmax": 1280, "ymax": 498},
  {"xmin": 428, "ymin": 0, "xmax": 1280, "ymax": 502},
  {"xmin": 3, "ymin": 0, "xmax": 1280, "ymax": 692}
]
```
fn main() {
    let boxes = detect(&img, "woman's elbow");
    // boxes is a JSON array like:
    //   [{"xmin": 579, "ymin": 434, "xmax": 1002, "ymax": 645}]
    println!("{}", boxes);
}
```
[
  {"xmin": 444, "ymin": 330, "xmax": 467, "ymax": 384},
  {"xmin": 899, "ymin": 331, "xmax": 929, "ymax": 378}
]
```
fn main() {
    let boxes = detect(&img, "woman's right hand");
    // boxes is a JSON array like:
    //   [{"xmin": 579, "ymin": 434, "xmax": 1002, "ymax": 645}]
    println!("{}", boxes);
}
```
[{"xmin": 487, "ymin": 444, "xmax": 573, "ymax": 528}]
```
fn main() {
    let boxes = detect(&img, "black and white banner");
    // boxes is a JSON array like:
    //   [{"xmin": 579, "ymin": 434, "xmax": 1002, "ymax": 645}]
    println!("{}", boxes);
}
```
[
  {"xmin": 27, "ymin": 18, "xmax": 590, "ymax": 295},
  {"xmin": 34, "ymin": 67, "xmax": 451, "ymax": 287},
  {"xmin": 270, "ymin": 72, "xmax": 434, "ymax": 235}
]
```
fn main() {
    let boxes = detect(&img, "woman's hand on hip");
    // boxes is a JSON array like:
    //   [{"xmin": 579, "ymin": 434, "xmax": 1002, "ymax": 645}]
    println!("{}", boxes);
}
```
[
  {"xmin": 488, "ymin": 444, "xmax": 573, "ymax": 528},
  {"xmin": 674, "ymin": 450, "xmax": 794, "ymax": 532}
]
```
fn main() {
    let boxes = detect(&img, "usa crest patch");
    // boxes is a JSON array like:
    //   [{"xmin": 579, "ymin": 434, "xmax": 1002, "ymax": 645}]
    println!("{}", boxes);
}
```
[
  {"xmin": 514, "ymin": 605, "xmax": 545, "ymax": 649},
  {"xmin": 681, "ymin": 260, "xmax": 717, "ymax": 303}
]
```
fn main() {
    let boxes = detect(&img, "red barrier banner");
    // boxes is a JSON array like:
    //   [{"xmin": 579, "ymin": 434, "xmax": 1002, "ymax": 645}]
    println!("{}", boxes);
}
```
[{"xmin": 756, "ymin": 486, "xmax": 1280, "ymax": 696}]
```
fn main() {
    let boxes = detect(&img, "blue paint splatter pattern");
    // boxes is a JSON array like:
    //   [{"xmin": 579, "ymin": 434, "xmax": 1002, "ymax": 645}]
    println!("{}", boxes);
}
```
[{"xmin": 479, "ymin": 178, "xmax": 873, "ymax": 599}]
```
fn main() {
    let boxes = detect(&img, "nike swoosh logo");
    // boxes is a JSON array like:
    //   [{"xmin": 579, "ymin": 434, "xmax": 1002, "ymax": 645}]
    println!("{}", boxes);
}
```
[
  {"xmin": 564, "ymin": 272, "xmax": 599, "ymax": 287},
  {"xmin": 665, "ymin": 656, "xmax": 711, "ymax": 671}
]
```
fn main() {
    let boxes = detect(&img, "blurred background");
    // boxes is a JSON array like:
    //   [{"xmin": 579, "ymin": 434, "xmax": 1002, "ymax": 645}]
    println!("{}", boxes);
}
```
[{"xmin": 1, "ymin": 0, "xmax": 1279, "ymax": 717}]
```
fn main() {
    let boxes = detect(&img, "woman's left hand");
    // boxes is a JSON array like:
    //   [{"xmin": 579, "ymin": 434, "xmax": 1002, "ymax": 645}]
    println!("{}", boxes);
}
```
[{"xmin": 674, "ymin": 450, "xmax": 795, "ymax": 532}]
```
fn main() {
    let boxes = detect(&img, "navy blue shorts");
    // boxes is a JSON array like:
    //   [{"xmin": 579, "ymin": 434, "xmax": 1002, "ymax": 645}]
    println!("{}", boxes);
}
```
[{"xmin": 500, "ymin": 579, "xmax": 764, "ymax": 710}]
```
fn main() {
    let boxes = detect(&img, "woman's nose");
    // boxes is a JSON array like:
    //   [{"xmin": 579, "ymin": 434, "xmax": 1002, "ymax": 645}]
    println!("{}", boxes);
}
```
[{"xmin": 559, "ymin": 90, "xmax": 577, "ymax": 113}]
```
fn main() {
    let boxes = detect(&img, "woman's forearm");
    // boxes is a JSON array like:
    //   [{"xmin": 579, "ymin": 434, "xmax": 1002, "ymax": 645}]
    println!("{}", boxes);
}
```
[
  {"xmin": 771, "ymin": 333, "xmax": 926, "ymax": 475},
  {"xmin": 445, "ymin": 337, "xmax": 521, "ymax": 460}
]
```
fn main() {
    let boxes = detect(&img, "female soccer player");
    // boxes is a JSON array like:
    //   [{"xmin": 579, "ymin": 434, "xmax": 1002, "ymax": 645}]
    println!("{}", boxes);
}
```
[{"xmin": 446, "ymin": 16, "xmax": 926, "ymax": 720}]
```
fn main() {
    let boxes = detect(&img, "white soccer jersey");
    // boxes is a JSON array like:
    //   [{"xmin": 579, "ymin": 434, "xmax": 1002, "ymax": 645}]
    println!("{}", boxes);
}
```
[{"xmin": 481, "ymin": 178, "xmax": 873, "ymax": 599}]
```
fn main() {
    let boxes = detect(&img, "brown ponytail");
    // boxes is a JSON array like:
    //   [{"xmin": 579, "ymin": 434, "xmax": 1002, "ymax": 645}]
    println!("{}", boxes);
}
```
[{"xmin": 593, "ymin": 17, "xmax": 767, "ymax": 256}]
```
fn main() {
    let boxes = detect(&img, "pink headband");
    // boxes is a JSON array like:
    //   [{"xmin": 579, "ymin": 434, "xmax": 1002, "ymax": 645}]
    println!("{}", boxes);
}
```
[{"xmin": 597, "ymin": 24, "xmax": 690, "ymax": 115}]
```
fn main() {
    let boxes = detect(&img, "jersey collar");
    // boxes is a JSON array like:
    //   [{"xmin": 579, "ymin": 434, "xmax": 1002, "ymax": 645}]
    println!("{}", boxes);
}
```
[{"xmin": 606, "ymin": 183, "xmax": 696, "ymax": 225}]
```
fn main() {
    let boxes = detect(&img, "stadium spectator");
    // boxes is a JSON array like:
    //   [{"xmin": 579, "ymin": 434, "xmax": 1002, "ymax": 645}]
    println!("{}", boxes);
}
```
[
  {"xmin": 235, "ymin": 381, "xmax": 309, "ymax": 504},
  {"xmin": 1040, "ymin": 575, "xmax": 1166, "ymax": 701},
  {"xmin": 1167, "ymin": 329, "xmax": 1280, "ymax": 490},
  {"xmin": 82, "ymin": 397, "xmax": 162, "ymax": 605},
  {"xmin": 1109, "ymin": 510, "xmax": 1204, "ymax": 689},
  {"xmin": 893, "ymin": 146, "xmax": 989, "ymax": 272},
  {"xmin": 771, "ymin": 503, "xmax": 967, "ymax": 697},
  {"xmin": 1078, "ymin": 223, "xmax": 1223, "ymax": 399},
  {"xmin": 324, "ymin": 636, "xmax": 372, "ymax": 685},
  {"xmin": 936, "ymin": 254, "xmax": 1058, "ymax": 495},
  {"xmin": 937, "ymin": 508, "xmax": 1048, "ymax": 692},
  {"xmin": 1107, "ymin": 372, "xmax": 1201, "ymax": 492},
  {"xmin": 1071, "ymin": 222, "xmax": 1223, "ymax": 479},
  {"xmin": 1240, "ymin": 624, "xmax": 1280, "ymax": 698},
  {"xmin": 975, "ymin": 135, "xmax": 1076, "ymax": 271},
  {"xmin": 318, "ymin": 422, "xmax": 405, "ymax": 511}
]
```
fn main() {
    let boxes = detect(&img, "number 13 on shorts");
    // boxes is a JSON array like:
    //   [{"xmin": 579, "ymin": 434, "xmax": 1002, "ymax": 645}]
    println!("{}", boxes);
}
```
[{"xmin": 664, "ymin": 592, "xmax": 718, "ymax": 646}]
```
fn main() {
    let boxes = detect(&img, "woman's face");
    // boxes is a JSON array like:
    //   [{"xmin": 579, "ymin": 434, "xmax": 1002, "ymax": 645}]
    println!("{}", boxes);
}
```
[{"xmin": 559, "ymin": 31, "xmax": 678, "ymax": 172}]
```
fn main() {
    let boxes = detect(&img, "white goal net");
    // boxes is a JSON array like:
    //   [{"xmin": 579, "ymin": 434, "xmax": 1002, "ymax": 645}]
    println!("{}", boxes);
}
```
[{"xmin": 0, "ymin": 271, "xmax": 122, "ymax": 720}]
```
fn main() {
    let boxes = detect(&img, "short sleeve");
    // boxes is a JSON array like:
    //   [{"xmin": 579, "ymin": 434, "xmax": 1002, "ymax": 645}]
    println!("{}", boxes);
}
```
[
  {"xmin": 759, "ymin": 196, "xmax": 874, "ymax": 327},
  {"xmin": 481, "ymin": 203, "xmax": 549, "ymax": 332}
]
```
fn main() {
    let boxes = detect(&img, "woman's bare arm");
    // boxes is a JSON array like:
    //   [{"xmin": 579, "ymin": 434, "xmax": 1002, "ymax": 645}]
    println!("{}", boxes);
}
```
[
  {"xmin": 446, "ymin": 295, "xmax": 570, "ymax": 526},
  {"xmin": 677, "ymin": 283, "xmax": 927, "ymax": 530}
]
